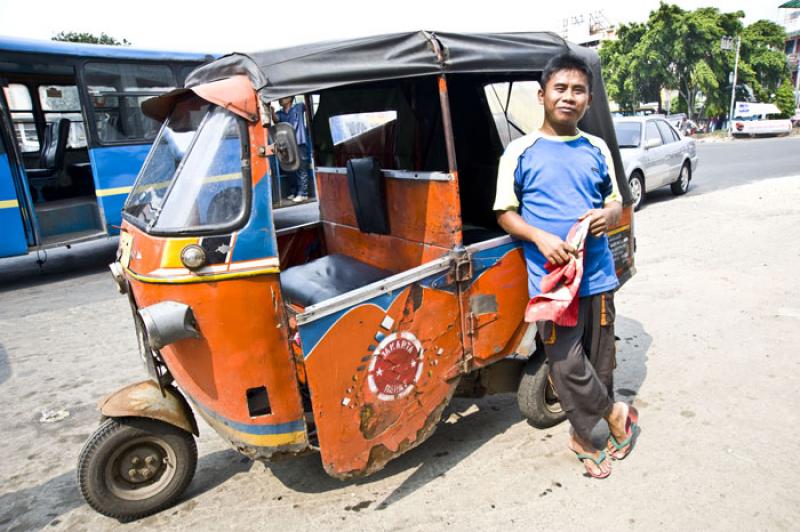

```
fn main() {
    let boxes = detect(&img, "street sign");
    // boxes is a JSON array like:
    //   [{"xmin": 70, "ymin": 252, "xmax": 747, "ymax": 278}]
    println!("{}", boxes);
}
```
[{"xmin": 721, "ymin": 36, "xmax": 734, "ymax": 51}]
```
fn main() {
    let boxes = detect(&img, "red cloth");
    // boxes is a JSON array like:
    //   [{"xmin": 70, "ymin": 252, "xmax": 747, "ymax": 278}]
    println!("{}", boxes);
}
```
[{"xmin": 524, "ymin": 219, "xmax": 591, "ymax": 327}]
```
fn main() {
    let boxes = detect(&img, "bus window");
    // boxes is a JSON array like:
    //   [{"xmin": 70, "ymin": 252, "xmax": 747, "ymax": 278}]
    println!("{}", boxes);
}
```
[
  {"xmin": 3, "ymin": 83, "xmax": 38, "ymax": 152},
  {"xmin": 177, "ymin": 65, "xmax": 196, "ymax": 86},
  {"xmin": 38, "ymin": 85, "xmax": 86, "ymax": 149},
  {"xmin": 84, "ymin": 63, "xmax": 176, "ymax": 143}
]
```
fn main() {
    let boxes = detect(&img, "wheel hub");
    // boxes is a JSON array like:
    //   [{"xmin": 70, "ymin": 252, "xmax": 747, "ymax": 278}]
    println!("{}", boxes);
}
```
[
  {"xmin": 119, "ymin": 448, "xmax": 164, "ymax": 484},
  {"xmin": 105, "ymin": 436, "xmax": 177, "ymax": 501},
  {"xmin": 630, "ymin": 177, "xmax": 642, "ymax": 206}
]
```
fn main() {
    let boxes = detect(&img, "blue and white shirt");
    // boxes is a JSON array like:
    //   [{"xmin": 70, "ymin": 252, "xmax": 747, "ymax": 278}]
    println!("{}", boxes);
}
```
[{"xmin": 493, "ymin": 130, "xmax": 621, "ymax": 298}]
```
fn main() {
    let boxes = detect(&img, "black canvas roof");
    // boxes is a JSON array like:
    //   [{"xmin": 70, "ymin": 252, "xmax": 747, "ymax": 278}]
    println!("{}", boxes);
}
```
[
  {"xmin": 184, "ymin": 31, "xmax": 594, "ymax": 101},
  {"xmin": 149, "ymin": 30, "xmax": 628, "ymax": 202}
]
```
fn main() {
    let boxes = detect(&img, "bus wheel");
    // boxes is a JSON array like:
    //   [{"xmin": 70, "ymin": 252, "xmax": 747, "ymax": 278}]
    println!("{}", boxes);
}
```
[
  {"xmin": 517, "ymin": 349, "xmax": 566, "ymax": 428},
  {"xmin": 77, "ymin": 417, "xmax": 197, "ymax": 521}
]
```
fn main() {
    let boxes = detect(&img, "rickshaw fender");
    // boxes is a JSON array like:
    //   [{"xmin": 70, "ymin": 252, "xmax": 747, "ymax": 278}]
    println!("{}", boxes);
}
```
[{"xmin": 98, "ymin": 380, "xmax": 199, "ymax": 436}]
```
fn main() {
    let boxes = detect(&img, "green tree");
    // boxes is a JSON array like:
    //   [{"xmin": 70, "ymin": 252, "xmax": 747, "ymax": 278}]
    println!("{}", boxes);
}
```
[
  {"xmin": 599, "ymin": 22, "xmax": 661, "ymax": 112},
  {"xmin": 52, "ymin": 31, "xmax": 131, "ymax": 46},
  {"xmin": 598, "ymin": 3, "xmax": 797, "ymax": 120},
  {"xmin": 774, "ymin": 79, "xmax": 796, "ymax": 117},
  {"xmin": 739, "ymin": 20, "xmax": 790, "ymax": 102}
]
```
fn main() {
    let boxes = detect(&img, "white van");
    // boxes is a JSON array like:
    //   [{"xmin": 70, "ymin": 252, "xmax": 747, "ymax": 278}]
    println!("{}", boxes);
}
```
[{"xmin": 732, "ymin": 102, "xmax": 792, "ymax": 137}]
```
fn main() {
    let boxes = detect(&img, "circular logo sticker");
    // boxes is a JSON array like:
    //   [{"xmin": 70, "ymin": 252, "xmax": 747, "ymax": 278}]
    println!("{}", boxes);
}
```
[{"xmin": 367, "ymin": 332, "xmax": 424, "ymax": 401}]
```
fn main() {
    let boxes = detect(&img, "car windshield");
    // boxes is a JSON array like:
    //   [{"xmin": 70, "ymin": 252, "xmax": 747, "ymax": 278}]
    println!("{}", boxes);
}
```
[
  {"xmin": 123, "ymin": 96, "xmax": 247, "ymax": 232},
  {"xmin": 614, "ymin": 122, "xmax": 641, "ymax": 148}
]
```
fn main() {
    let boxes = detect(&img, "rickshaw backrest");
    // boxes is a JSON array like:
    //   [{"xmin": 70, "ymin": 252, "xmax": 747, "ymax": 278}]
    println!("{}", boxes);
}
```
[{"xmin": 345, "ymin": 157, "xmax": 389, "ymax": 235}]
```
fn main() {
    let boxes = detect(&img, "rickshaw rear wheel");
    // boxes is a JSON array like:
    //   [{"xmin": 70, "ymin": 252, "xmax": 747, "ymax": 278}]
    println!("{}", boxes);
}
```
[
  {"xmin": 517, "ymin": 349, "xmax": 567, "ymax": 428},
  {"xmin": 77, "ymin": 417, "xmax": 197, "ymax": 521}
]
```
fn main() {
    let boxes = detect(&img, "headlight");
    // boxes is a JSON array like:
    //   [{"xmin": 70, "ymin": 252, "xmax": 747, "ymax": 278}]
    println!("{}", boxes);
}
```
[{"xmin": 180, "ymin": 245, "xmax": 207, "ymax": 270}]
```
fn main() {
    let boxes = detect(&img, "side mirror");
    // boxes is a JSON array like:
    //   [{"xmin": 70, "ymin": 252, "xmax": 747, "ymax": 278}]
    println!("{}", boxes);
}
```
[
  {"xmin": 645, "ymin": 138, "xmax": 661, "ymax": 149},
  {"xmin": 269, "ymin": 122, "xmax": 300, "ymax": 172}
]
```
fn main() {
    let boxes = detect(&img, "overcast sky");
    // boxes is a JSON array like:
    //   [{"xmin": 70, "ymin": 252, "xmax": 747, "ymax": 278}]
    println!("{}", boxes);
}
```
[{"xmin": 0, "ymin": 0, "xmax": 786, "ymax": 53}]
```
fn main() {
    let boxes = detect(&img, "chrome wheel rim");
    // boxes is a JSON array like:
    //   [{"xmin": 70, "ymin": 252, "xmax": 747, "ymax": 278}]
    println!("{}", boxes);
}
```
[
  {"xmin": 679, "ymin": 166, "xmax": 689, "ymax": 191},
  {"xmin": 630, "ymin": 177, "xmax": 642, "ymax": 207}
]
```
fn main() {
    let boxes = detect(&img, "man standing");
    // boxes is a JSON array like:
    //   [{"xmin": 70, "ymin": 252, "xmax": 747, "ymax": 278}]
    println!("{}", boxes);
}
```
[
  {"xmin": 494, "ymin": 53, "xmax": 639, "ymax": 479},
  {"xmin": 274, "ymin": 96, "xmax": 311, "ymax": 202}
]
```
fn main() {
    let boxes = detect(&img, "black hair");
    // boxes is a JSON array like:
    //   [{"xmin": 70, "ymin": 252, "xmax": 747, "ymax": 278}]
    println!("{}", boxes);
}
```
[{"xmin": 541, "ymin": 52, "xmax": 593, "ymax": 93}]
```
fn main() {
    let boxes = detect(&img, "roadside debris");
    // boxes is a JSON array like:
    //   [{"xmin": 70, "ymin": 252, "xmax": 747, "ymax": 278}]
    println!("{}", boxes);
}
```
[{"xmin": 40, "ymin": 409, "xmax": 70, "ymax": 423}]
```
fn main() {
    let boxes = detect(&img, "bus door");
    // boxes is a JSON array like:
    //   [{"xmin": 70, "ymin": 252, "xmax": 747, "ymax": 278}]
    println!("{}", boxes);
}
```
[
  {"xmin": 0, "ymin": 81, "xmax": 37, "ymax": 257},
  {"xmin": 82, "ymin": 62, "xmax": 180, "ymax": 233},
  {"xmin": 2, "ymin": 71, "xmax": 106, "ymax": 249}
]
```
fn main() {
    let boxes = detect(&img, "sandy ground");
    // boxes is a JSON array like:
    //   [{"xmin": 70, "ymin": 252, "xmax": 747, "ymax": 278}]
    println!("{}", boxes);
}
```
[{"xmin": 1, "ymin": 170, "xmax": 800, "ymax": 531}]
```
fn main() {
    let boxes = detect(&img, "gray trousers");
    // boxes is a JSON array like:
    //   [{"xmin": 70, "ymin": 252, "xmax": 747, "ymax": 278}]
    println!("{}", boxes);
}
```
[{"xmin": 536, "ymin": 291, "xmax": 616, "ymax": 449}]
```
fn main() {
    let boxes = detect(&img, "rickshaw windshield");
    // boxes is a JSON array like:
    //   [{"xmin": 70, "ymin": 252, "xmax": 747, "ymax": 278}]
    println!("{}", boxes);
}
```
[{"xmin": 123, "ymin": 95, "xmax": 249, "ymax": 234}]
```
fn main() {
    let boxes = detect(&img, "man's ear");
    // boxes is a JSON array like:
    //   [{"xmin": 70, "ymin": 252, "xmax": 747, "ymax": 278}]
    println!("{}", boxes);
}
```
[
  {"xmin": 587, "ymin": 93, "xmax": 593, "ymax": 108},
  {"xmin": 538, "ymin": 87, "xmax": 544, "ymax": 105}
]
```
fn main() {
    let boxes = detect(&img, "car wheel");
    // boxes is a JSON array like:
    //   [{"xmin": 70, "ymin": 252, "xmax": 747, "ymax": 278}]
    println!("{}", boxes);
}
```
[
  {"xmin": 629, "ymin": 172, "xmax": 644, "ymax": 211},
  {"xmin": 671, "ymin": 162, "xmax": 691, "ymax": 196}
]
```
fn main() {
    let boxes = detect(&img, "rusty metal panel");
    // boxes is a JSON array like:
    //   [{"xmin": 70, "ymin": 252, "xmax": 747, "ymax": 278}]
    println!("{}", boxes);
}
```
[
  {"xmin": 99, "ymin": 380, "xmax": 198, "ymax": 435},
  {"xmin": 301, "ymin": 282, "xmax": 463, "ymax": 479}
]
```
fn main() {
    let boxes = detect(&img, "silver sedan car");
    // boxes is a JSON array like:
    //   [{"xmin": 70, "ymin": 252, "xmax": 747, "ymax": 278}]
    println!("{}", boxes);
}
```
[{"xmin": 613, "ymin": 116, "xmax": 699, "ymax": 210}]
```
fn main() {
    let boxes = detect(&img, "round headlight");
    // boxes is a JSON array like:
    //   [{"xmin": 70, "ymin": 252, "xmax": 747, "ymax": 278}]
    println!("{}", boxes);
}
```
[{"xmin": 180, "ymin": 244, "xmax": 207, "ymax": 270}]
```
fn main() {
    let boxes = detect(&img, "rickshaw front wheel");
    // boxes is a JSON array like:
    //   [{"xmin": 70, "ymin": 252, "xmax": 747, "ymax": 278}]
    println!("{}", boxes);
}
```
[{"xmin": 77, "ymin": 417, "xmax": 197, "ymax": 521}]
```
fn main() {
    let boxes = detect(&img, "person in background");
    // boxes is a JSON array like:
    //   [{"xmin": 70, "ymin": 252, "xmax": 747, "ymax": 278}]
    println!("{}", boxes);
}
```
[{"xmin": 273, "ymin": 96, "xmax": 311, "ymax": 202}]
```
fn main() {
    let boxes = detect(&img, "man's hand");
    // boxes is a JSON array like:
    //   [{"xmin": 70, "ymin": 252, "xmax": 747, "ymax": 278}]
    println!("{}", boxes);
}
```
[
  {"xmin": 533, "ymin": 230, "xmax": 578, "ymax": 266},
  {"xmin": 579, "ymin": 204, "xmax": 621, "ymax": 237},
  {"xmin": 496, "ymin": 210, "xmax": 578, "ymax": 266}
]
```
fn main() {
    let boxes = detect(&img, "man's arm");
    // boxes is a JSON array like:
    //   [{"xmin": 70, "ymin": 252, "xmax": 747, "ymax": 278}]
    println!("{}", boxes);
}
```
[{"xmin": 496, "ymin": 210, "xmax": 577, "ymax": 266}]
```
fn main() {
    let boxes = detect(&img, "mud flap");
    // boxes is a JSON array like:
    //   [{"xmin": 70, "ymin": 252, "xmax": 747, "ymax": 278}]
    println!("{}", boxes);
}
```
[{"xmin": 99, "ymin": 380, "xmax": 199, "ymax": 436}]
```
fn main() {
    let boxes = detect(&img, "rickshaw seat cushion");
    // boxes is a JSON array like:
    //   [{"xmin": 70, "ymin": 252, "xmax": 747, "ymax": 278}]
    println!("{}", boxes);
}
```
[
  {"xmin": 280, "ymin": 254, "xmax": 392, "ymax": 307},
  {"xmin": 346, "ymin": 157, "xmax": 389, "ymax": 235}
]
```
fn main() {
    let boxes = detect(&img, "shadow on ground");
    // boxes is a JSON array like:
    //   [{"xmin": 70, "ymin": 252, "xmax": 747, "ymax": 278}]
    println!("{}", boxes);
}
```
[
  {"xmin": 0, "ymin": 238, "xmax": 118, "ymax": 293},
  {"xmin": 267, "ymin": 394, "xmax": 522, "ymax": 510},
  {"xmin": 0, "ymin": 344, "xmax": 10, "ymax": 386},
  {"xmin": 0, "ymin": 449, "xmax": 251, "ymax": 530},
  {"xmin": 613, "ymin": 314, "xmax": 652, "ymax": 403}
]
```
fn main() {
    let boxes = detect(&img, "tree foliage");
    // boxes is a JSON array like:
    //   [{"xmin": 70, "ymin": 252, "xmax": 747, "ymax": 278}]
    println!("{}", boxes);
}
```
[
  {"xmin": 775, "ymin": 79, "xmax": 796, "ymax": 118},
  {"xmin": 52, "ymin": 31, "xmax": 131, "ymax": 46},
  {"xmin": 600, "ymin": 2, "xmax": 791, "ymax": 120}
]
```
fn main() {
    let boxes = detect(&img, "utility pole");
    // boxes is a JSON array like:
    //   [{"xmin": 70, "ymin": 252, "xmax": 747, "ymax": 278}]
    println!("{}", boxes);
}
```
[{"xmin": 722, "ymin": 35, "xmax": 741, "ymax": 133}]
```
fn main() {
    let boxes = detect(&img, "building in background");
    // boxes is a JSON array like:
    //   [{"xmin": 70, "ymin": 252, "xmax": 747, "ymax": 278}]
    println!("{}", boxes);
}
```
[
  {"xmin": 780, "ymin": 1, "xmax": 800, "ymax": 103},
  {"xmin": 560, "ymin": 11, "xmax": 616, "ymax": 49}
]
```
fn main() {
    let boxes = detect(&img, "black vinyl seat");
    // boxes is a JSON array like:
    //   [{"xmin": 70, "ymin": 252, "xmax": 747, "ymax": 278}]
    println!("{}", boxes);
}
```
[
  {"xmin": 280, "ymin": 254, "xmax": 392, "ymax": 308},
  {"xmin": 28, "ymin": 118, "xmax": 70, "ymax": 202}
]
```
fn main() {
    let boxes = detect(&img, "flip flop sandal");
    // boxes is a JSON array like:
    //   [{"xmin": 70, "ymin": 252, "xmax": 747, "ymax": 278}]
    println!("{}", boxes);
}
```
[
  {"xmin": 571, "ymin": 449, "xmax": 612, "ymax": 479},
  {"xmin": 608, "ymin": 405, "xmax": 641, "ymax": 460}
]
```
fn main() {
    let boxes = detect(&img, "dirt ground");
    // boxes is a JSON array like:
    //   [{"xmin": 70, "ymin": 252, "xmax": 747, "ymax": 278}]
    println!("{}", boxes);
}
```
[{"xmin": 1, "ymin": 170, "xmax": 799, "ymax": 530}]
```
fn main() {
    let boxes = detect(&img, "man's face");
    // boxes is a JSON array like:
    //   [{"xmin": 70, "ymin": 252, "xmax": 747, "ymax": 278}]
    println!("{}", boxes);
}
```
[
  {"xmin": 279, "ymin": 97, "xmax": 293, "ymax": 108},
  {"xmin": 538, "ymin": 69, "xmax": 592, "ymax": 129}
]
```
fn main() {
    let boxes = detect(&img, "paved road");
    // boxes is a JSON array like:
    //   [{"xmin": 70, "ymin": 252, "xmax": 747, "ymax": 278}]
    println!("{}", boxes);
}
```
[
  {"xmin": 0, "ymin": 136, "xmax": 798, "ymax": 530},
  {"xmin": 645, "ymin": 135, "xmax": 800, "ymax": 204}
]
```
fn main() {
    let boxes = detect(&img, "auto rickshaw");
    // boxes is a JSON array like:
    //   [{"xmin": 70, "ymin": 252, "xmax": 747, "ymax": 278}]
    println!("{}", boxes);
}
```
[{"xmin": 77, "ymin": 31, "xmax": 635, "ymax": 520}]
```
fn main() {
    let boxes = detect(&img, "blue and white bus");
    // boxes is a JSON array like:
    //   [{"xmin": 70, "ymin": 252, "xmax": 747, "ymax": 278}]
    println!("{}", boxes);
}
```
[{"xmin": 0, "ymin": 36, "xmax": 214, "ymax": 258}]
